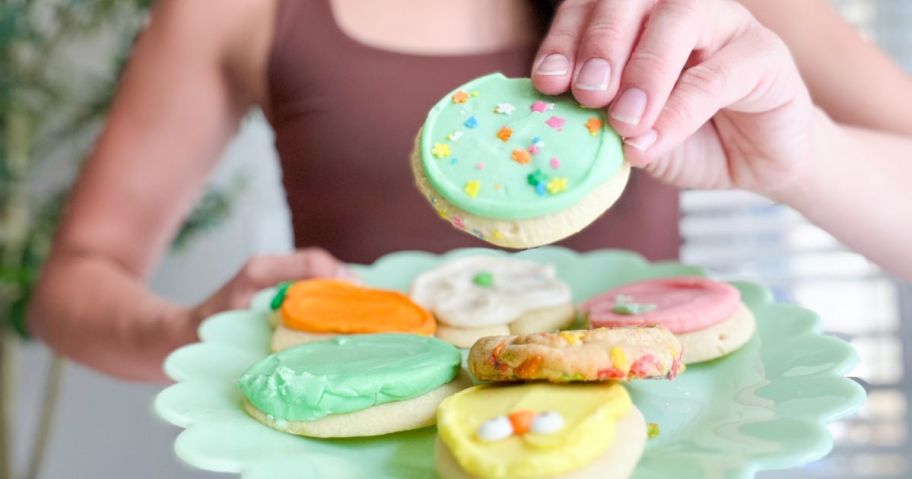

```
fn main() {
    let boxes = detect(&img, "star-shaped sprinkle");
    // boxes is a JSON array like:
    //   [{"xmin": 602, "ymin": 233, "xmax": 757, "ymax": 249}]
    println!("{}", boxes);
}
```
[
  {"xmin": 465, "ymin": 180, "xmax": 481, "ymax": 198},
  {"xmin": 613, "ymin": 303, "xmax": 657, "ymax": 315},
  {"xmin": 511, "ymin": 149, "xmax": 532, "ymax": 165},
  {"xmin": 431, "ymin": 143, "xmax": 451, "ymax": 158},
  {"xmin": 612, "ymin": 294, "xmax": 658, "ymax": 315},
  {"xmin": 527, "ymin": 144, "xmax": 540, "ymax": 155},
  {"xmin": 448, "ymin": 131, "xmax": 464, "ymax": 142},
  {"xmin": 452, "ymin": 91, "xmax": 469, "ymax": 104},
  {"xmin": 585, "ymin": 117, "xmax": 603, "ymax": 135},
  {"xmin": 496, "ymin": 126, "xmax": 513, "ymax": 142},
  {"xmin": 550, "ymin": 157, "xmax": 561, "ymax": 169},
  {"xmin": 545, "ymin": 115, "xmax": 565, "ymax": 130},
  {"xmin": 464, "ymin": 116, "xmax": 479, "ymax": 128},
  {"xmin": 530, "ymin": 101, "xmax": 554, "ymax": 113},
  {"xmin": 546, "ymin": 177, "xmax": 568, "ymax": 195},
  {"xmin": 494, "ymin": 103, "xmax": 516, "ymax": 115},
  {"xmin": 527, "ymin": 169, "xmax": 548, "ymax": 186}
]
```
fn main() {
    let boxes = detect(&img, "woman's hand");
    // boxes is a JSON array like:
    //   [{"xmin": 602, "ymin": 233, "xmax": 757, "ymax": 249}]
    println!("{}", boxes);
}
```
[
  {"xmin": 531, "ymin": 0, "xmax": 815, "ymax": 198},
  {"xmin": 190, "ymin": 248, "xmax": 357, "ymax": 321}
]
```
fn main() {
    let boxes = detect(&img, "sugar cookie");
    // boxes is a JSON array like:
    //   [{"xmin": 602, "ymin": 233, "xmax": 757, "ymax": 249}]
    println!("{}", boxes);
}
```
[
  {"xmin": 239, "ymin": 334, "xmax": 464, "ymax": 437},
  {"xmin": 582, "ymin": 277, "xmax": 757, "ymax": 363},
  {"xmin": 412, "ymin": 73, "xmax": 630, "ymax": 249},
  {"xmin": 436, "ymin": 382, "xmax": 646, "ymax": 478},
  {"xmin": 268, "ymin": 279, "xmax": 435, "ymax": 351},
  {"xmin": 468, "ymin": 327, "xmax": 684, "ymax": 383},
  {"xmin": 411, "ymin": 256, "xmax": 575, "ymax": 348}
]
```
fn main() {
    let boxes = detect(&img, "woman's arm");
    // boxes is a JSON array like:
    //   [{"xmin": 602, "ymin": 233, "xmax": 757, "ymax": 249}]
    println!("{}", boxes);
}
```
[
  {"xmin": 29, "ymin": 0, "xmax": 249, "ymax": 381},
  {"xmin": 531, "ymin": 0, "xmax": 912, "ymax": 280},
  {"xmin": 28, "ymin": 0, "xmax": 349, "ymax": 381},
  {"xmin": 772, "ymin": 112, "xmax": 912, "ymax": 277},
  {"xmin": 741, "ymin": 0, "xmax": 912, "ymax": 136}
]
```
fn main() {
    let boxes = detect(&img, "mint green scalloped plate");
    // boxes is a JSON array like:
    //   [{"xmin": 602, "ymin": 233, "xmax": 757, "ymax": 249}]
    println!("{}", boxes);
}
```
[{"xmin": 155, "ymin": 248, "xmax": 865, "ymax": 479}]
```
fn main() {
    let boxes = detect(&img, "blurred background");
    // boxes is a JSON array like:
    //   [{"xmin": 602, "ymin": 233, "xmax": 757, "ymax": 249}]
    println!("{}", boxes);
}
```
[{"xmin": 1, "ymin": 0, "xmax": 909, "ymax": 478}]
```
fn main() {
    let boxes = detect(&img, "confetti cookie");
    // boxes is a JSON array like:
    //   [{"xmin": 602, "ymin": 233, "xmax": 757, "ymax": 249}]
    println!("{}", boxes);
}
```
[
  {"xmin": 268, "ymin": 279, "xmax": 435, "ymax": 351},
  {"xmin": 436, "ymin": 382, "xmax": 646, "ymax": 479},
  {"xmin": 239, "ymin": 334, "xmax": 470, "ymax": 438},
  {"xmin": 411, "ymin": 73, "xmax": 630, "ymax": 249},
  {"xmin": 468, "ymin": 327, "xmax": 684, "ymax": 383},
  {"xmin": 582, "ymin": 277, "xmax": 757, "ymax": 364},
  {"xmin": 410, "ymin": 256, "xmax": 575, "ymax": 348}
]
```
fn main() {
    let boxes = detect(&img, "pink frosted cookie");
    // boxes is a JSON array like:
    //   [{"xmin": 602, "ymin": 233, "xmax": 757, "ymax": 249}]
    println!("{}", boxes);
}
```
[{"xmin": 582, "ymin": 277, "xmax": 757, "ymax": 364}]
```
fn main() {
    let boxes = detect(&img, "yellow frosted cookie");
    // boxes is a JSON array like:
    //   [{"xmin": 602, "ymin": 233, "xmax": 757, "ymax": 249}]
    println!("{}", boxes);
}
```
[{"xmin": 436, "ymin": 382, "xmax": 646, "ymax": 478}]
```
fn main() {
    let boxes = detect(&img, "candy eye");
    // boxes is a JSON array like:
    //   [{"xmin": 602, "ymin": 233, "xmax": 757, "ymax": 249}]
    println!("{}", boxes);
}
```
[
  {"xmin": 477, "ymin": 416, "xmax": 513, "ymax": 442},
  {"xmin": 531, "ymin": 411, "xmax": 564, "ymax": 435},
  {"xmin": 477, "ymin": 411, "xmax": 565, "ymax": 441}
]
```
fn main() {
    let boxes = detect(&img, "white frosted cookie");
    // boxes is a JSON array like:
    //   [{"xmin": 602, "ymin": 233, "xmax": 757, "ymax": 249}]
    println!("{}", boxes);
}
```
[
  {"xmin": 509, "ymin": 303, "xmax": 578, "ymax": 335},
  {"xmin": 411, "ymin": 256, "xmax": 575, "ymax": 347},
  {"xmin": 582, "ymin": 277, "xmax": 757, "ymax": 364}
]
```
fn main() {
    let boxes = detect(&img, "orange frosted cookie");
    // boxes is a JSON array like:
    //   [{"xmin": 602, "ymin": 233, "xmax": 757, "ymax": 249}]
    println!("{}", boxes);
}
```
[{"xmin": 269, "ymin": 279, "xmax": 436, "ymax": 351}]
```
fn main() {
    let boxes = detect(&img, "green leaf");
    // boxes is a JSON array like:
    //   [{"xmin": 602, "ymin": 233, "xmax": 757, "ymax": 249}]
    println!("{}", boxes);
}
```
[
  {"xmin": 10, "ymin": 290, "xmax": 31, "ymax": 338},
  {"xmin": 171, "ymin": 178, "xmax": 247, "ymax": 251}
]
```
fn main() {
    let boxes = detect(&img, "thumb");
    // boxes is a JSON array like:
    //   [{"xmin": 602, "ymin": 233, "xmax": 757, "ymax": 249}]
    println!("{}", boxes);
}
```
[{"xmin": 237, "ymin": 248, "xmax": 356, "ymax": 292}]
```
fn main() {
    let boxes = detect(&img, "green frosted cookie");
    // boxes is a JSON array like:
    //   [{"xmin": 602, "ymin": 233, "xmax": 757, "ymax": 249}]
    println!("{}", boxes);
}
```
[
  {"xmin": 412, "ymin": 73, "xmax": 629, "ymax": 249},
  {"xmin": 239, "ymin": 333, "xmax": 469, "ymax": 437}
]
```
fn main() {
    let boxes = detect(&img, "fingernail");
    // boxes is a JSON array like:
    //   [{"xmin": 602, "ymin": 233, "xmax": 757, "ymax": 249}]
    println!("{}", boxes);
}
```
[
  {"xmin": 575, "ymin": 58, "xmax": 611, "ymax": 91},
  {"xmin": 625, "ymin": 129, "xmax": 658, "ymax": 151},
  {"xmin": 535, "ymin": 54, "xmax": 570, "ymax": 76},
  {"xmin": 611, "ymin": 88, "xmax": 648, "ymax": 125},
  {"xmin": 335, "ymin": 266, "xmax": 360, "ymax": 283}
]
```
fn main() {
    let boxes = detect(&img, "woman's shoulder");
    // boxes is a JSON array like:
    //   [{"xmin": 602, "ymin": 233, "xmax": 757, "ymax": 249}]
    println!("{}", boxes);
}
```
[{"xmin": 147, "ymin": 0, "xmax": 278, "ymax": 110}]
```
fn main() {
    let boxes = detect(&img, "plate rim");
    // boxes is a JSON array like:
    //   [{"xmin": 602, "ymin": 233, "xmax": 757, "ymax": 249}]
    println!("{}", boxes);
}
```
[{"xmin": 155, "ymin": 246, "xmax": 866, "ymax": 478}]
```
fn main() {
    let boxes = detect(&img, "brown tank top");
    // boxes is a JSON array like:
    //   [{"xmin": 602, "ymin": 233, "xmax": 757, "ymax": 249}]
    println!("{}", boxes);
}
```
[{"xmin": 267, "ymin": 0, "xmax": 680, "ymax": 264}]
